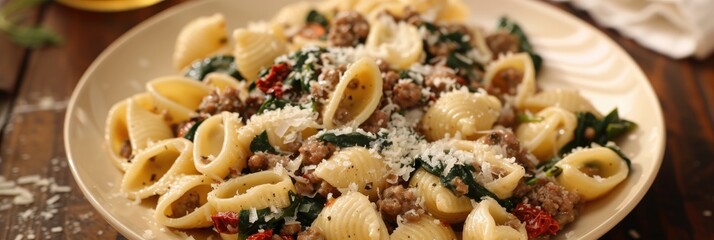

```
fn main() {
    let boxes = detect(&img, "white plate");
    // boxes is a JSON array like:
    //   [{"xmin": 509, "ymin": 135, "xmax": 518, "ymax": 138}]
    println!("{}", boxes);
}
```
[{"xmin": 64, "ymin": 0, "xmax": 666, "ymax": 239}]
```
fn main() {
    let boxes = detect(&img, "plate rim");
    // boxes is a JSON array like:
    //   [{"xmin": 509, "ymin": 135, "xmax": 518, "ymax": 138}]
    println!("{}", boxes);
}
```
[{"xmin": 63, "ymin": 0, "xmax": 667, "ymax": 239}]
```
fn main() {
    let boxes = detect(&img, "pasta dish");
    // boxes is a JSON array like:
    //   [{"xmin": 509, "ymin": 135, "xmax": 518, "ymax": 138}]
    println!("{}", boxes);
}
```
[{"xmin": 103, "ymin": 0, "xmax": 637, "ymax": 239}]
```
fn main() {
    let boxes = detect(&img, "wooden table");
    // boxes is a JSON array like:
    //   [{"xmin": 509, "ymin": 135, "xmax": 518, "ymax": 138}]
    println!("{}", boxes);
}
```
[{"xmin": 0, "ymin": 0, "xmax": 711, "ymax": 239}]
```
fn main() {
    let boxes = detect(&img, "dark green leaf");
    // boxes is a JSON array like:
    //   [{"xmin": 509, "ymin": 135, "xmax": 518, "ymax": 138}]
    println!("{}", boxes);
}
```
[
  {"xmin": 419, "ymin": 22, "xmax": 438, "ymax": 33},
  {"xmin": 182, "ymin": 120, "xmax": 204, "ymax": 142},
  {"xmin": 184, "ymin": 55, "xmax": 244, "ymax": 81},
  {"xmin": 446, "ymin": 52, "xmax": 472, "ymax": 70},
  {"xmin": 249, "ymin": 131, "xmax": 277, "ymax": 154},
  {"xmin": 257, "ymin": 97, "xmax": 292, "ymax": 114},
  {"xmin": 237, "ymin": 207, "xmax": 282, "ymax": 240},
  {"xmin": 497, "ymin": 16, "xmax": 543, "ymax": 73},
  {"xmin": 306, "ymin": 10, "xmax": 329, "ymax": 29},
  {"xmin": 560, "ymin": 108, "xmax": 637, "ymax": 155},
  {"xmin": 318, "ymin": 132, "xmax": 376, "ymax": 148}
]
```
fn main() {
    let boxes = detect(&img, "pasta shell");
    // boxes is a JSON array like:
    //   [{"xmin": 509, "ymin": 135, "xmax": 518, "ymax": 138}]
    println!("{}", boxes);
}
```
[
  {"xmin": 173, "ymin": 13, "xmax": 228, "ymax": 70},
  {"xmin": 515, "ymin": 107, "xmax": 577, "ymax": 161},
  {"xmin": 154, "ymin": 175, "xmax": 216, "ymax": 229},
  {"xmin": 322, "ymin": 57, "xmax": 383, "ymax": 129},
  {"xmin": 126, "ymin": 96, "xmax": 174, "ymax": 155},
  {"xmin": 146, "ymin": 76, "xmax": 212, "ymax": 124},
  {"xmin": 463, "ymin": 198, "xmax": 527, "ymax": 240},
  {"xmin": 555, "ymin": 147, "xmax": 629, "ymax": 201},
  {"xmin": 193, "ymin": 112, "xmax": 246, "ymax": 180},
  {"xmin": 314, "ymin": 147, "xmax": 388, "ymax": 199},
  {"xmin": 483, "ymin": 52, "xmax": 536, "ymax": 109},
  {"xmin": 311, "ymin": 191, "xmax": 390, "ymax": 240},
  {"xmin": 436, "ymin": 0, "xmax": 469, "ymax": 22},
  {"xmin": 409, "ymin": 168, "xmax": 472, "ymax": 223},
  {"xmin": 366, "ymin": 18, "xmax": 422, "ymax": 70},
  {"xmin": 232, "ymin": 28, "xmax": 288, "ymax": 81},
  {"xmin": 391, "ymin": 215, "xmax": 457, "ymax": 240},
  {"xmin": 121, "ymin": 138, "xmax": 198, "ymax": 200},
  {"xmin": 421, "ymin": 89, "xmax": 502, "ymax": 141},
  {"xmin": 450, "ymin": 140, "xmax": 525, "ymax": 199},
  {"xmin": 523, "ymin": 89, "xmax": 602, "ymax": 117},
  {"xmin": 207, "ymin": 169, "xmax": 295, "ymax": 212},
  {"xmin": 105, "ymin": 93, "xmax": 158, "ymax": 171}
]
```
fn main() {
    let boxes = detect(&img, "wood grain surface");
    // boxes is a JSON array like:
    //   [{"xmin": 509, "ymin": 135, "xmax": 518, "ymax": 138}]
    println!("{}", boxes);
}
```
[{"xmin": 0, "ymin": 0, "xmax": 712, "ymax": 239}]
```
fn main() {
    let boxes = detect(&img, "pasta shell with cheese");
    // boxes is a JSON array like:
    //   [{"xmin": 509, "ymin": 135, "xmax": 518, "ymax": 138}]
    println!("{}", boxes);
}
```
[
  {"xmin": 555, "ymin": 147, "xmax": 629, "ymax": 201},
  {"xmin": 311, "ymin": 191, "xmax": 390, "ymax": 240},
  {"xmin": 409, "ymin": 168, "xmax": 472, "ymax": 223},
  {"xmin": 450, "ymin": 140, "xmax": 526, "ymax": 199},
  {"xmin": 232, "ymin": 29, "xmax": 288, "ymax": 81},
  {"xmin": 463, "ymin": 197, "xmax": 527, "ymax": 240},
  {"xmin": 421, "ymin": 89, "xmax": 502, "ymax": 141},
  {"xmin": 322, "ymin": 57, "xmax": 383, "ymax": 129},
  {"xmin": 207, "ymin": 169, "xmax": 295, "ymax": 212},
  {"xmin": 391, "ymin": 215, "xmax": 457, "ymax": 240},
  {"xmin": 483, "ymin": 52, "xmax": 536, "ymax": 109},
  {"xmin": 366, "ymin": 18, "xmax": 422, "ymax": 70},
  {"xmin": 515, "ymin": 107, "xmax": 577, "ymax": 161},
  {"xmin": 126, "ymin": 96, "xmax": 174, "ymax": 158},
  {"xmin": 105, "ymin": 93, "xmax": 157, "ymax": 171},
  {"xmin": 154, "ymin": 175, "xmax": 216, "ymax": 229},
  {"xmin": 146, "ymin": 76, "xmax": 212, "ymax": 124},
  {"xmin": 314, "ymin": 146, "xmax": 388, "ymax": 199},
  {"xmin": 173, "ymin": 13, "xmax": 228, "ymax": 70},
  {"xmin": 193, "ymin": 112, "xmax": 245, "ymax": 180},
  {"xmin": 121, "ymin": 138, "xmax": 198, "ymax": 200}
]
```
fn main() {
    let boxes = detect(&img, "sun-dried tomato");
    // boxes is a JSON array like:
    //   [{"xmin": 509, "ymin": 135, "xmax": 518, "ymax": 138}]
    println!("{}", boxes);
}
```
[
  {"xmin": 512, "ymin": 202, "xmax": 560, "ymax": 238},
  {"xmin": 256, "ymin": 63, "xmax": 291, "ymax": 98},
  {"xmin": 211, "ymin": 211, "xmax": 239, "ymax": 234},
  {"xmin": 246, "ymin": 229, "xmax": 273, "ymax": 240}
]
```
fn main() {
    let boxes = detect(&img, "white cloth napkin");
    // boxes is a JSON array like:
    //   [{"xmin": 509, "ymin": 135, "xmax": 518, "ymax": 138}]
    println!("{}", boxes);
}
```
[{"xmin": 564, "ymin": 0, "xmax": 714, "ymax": 59}]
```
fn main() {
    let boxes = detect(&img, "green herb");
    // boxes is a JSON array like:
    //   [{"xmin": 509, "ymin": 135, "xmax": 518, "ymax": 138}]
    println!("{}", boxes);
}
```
[
  {"xmin": 318, "ymin": 132, "xmax": 376, "ymax": 148},
  {"xmin": 0, "ymin": 0, "xmax": 61, "ymax": 49},
  {"xmin": 418, "ymin": 159, "xmax": 515, "ymax": 210},
  {"xmin": 306, "ymin": 9, "xmax": 329, "ymax": 29},
  {"xmin": 236, "ymin": 192, "xmax": 324, "ymax": 239},
  {"xmin": 184, "ymin": 55, "xmax": 244, "ymax": 81},
  {"xmin": 517, "ymin": 113, "xmax": 544, "ymax": 123},
  {"xmin": 560, "ymin": 109, "xmax": 637, "ymax": 155},
  {"xmin": 182, "ymin": 120, "xmax": 204, "ymax": 142},
  {"xmin": 257, "ymin": 97, "xmax": 291, "ymax": 114},
  {"xmin": 249, "ymin": 131, "xmax": 277, "ymax": 154},
  {"xmin": 284, "ymin": 48, "xmax": 324, "ymax": 93},
  {"xmin": 445, "ymin": 52, "xmax": 472, "ymax": 70},
  {"xmin": 497, "ymin": 16, "xmax": 543, "ymax": 73}
]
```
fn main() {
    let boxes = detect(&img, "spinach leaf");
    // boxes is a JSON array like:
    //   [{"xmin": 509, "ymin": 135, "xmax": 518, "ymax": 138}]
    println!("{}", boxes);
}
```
[
  {"xmin": 306, "ymin": 10, "xmax": 329, "ymax": 29},
  {"xmin": 497, "ymin": 16, "xmax": 543, "ymax": 73},
  {"xmin": 318, "ymin": 132, "xmax": 376, "ymax": 148},
  {"xmin": 249, "ymin": 131, "xmax": 277, "ymax": 154},
  {"xmin": 284, "ymin": 49, "xmax": 324, "ymax": 93},
  {"xmin": 446, "ymin": 52, "xmax": 473, "ymax": 70},
  {"xmin": 418, "ymin": 159, "xmax": 515, "ymax": 210},
  {"xmin": 185, "ymin": 55, "xmax": 244, "ymax": 81},
  {"xmin": 257, "ymin": 97, "xmax": 292, "ymax": 114},
  {"xmin": 559, "ymin": 109, "xmax": 637, "ymax": 155},
  {"xmin": 237, "ymin": 207, "xmax": 282, "ymax": 240},
  {"xmin": 182, "ymin": 120, "xmax": 204, "ymax": 142},
  {"xmin": 236, "ymin": 191, "xmax": 324, "ymax": 239}
]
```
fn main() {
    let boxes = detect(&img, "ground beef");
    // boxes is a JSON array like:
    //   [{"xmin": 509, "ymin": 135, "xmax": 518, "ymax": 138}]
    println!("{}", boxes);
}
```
[
  {"xmin": 360, "ymin": 110, "xmax": 388, "ymax": 133},
  {"xmin": 169, "ymin": 189, "xmax": 201, "ymax": 218},
  {"xmin": 299, "ymin": 138, "xmax": 336, "ymax": 166},
  {"xmin": 425, "ymin": 66, "xmax": 463, "ymax": 96},
  {"xmin": 295, "ymin": 170, "xmax": 341, "ymax": 198},
  {"xmin": 247, "ymin": 152, "xmax": 290, "ymax": 172},
  {"xmin": 175, "ymin": 113, "xmax": 210, "ymax": 138},
  {"xmin": 197, "ymin": 87, "xmax": 242, "ymax": 115},
  {"xmin": 496, "ymin": 102, "xmax": 517, "ymax": 128},
  {"xmin": 376, "ymin": 58, "xmax": 391, "ymax": 73},
  {"xmin": 280, "ymin": 223, "xmax": 302, "ymax": 236},
  {"xmin": 294, "ymin": 180, "xmax": 315, "ymax": 197},
  {"xmin": 401, "ymin": 6, "xmax": 423, "ymax": 25},
  {"xmin": 377, "ymin": 185, "xmax": 424, "ymax": 223},
  {"xmin": 524, "ymin": 180, "xmax": 582, "ymax": 226},
  {"xmin": 477, "ymin": 129, "xmax": 537, "ymax": 173},
  {"xmin": 328, "ymin": 11, "xmax": 370, "ymax": 47},
  {"xmin": 119, "ymin": 140, "xmax": 132, "ymax": 159},
  {"xmin": 487, "ymin": 67, "xmax": 523, "ymax": 98},
  {"xmin": 578, "ymin": 164, "xmax": 601, "ymax": 177},
  {"xmin": 451, "ymin": 177, "xmax": 469, "ymax": 196},
  {"xmin": 382, "ymin": 71, "xmax": 400, "ymax": 92},
  {"xmin": 392, "ymin": 81, "xmax": 422, "ymax": 109},
  {"xmin": 241, "ymin": 95, "xmax": 264, "ymax": 119},
  {"xmin": 486, "ymin": 32, "xmax": 520, "ymax": 58},
  {"xmin": 317, "ymin": 181, "xmax": 341, "ymax": 198},
  {"xmin": 297, "ymin": 227, "xmax": 325, "ymax": 240}
]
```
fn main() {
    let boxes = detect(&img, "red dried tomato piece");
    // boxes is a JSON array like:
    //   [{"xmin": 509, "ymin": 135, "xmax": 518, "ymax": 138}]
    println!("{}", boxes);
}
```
[
  {"xmin": 256, "ymin": 63, "xmax": 291, "ymax": 98},
  {"xmin": 246, "ymin": 229, "xmax": 273, "ymax": 240},
  {"xmin": 211, "ymin": 211, "xmax": 239, "ymax": 234},
  {"xmin": 280, "ymin": 235, "xmax": 295, "ymax": 240},
  {"xmin": 512, "ymin": 202, "xmax": 560, "ymax": 238}
]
